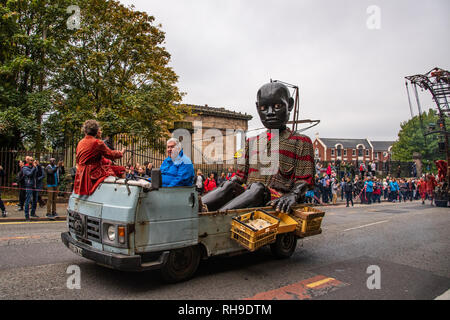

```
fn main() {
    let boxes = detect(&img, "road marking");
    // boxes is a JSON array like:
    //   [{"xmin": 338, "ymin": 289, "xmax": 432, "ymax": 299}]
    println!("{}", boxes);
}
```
[
  {"xmin": 0, "ymin": 235, "xmax": 41, "ymax": 241},
  {"xmin": 245, "ymin": 275, "xmax": 347, "ymax": 300},
  {"xmin": 0, "ymin": 221, "xmax": 65, "ymax": 226},
  {"xmin": 343, "ymin": 220, "xmax": 389, "ymax": 232},
  {"xmin": 306, "ymin": 277, "xmax": 335, "ymax": 288},
  {"xmin": 435, "ymin": 289, "xmax": 450, "ymax": 300}
]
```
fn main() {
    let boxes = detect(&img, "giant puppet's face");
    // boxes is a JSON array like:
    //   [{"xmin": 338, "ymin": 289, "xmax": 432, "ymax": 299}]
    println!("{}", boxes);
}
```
[{"xmin": 256, "ymin": 83, "xmax": 294, "ymax": 130}]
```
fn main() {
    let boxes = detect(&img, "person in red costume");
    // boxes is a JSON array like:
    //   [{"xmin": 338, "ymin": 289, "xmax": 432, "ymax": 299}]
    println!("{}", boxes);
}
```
[
  {"xmin": 73, "ymin": 120, "xmax": 125, "ymax": 196},
  {"xmin": 425, "ymin": 173, "xmax": 438, "ymax": 205}
]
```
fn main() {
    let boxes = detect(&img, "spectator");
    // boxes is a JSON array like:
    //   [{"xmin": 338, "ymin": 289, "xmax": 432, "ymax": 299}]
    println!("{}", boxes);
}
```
[
  {"xmin": 343, "ymin": 177, "xmax": 354, "ymax": 207},
  {"xmin": 389, "ymin": 178, "xmax": 399, "ymax": 202},
  {"xmin": 359, "ymin": 162, "xmax": 365, "ymax": 179},
  {"xmin": 226, "ymin": 167, "xmax": 234, "ymax": 180},
  {"xmin": 340, "ymin": 178, "xmax": 345, "ymax": 201},
  {"xmin": 22, "ymin": 156, "xmax": 38, "ymax": 220},
  {"xmin": 331, "ymin": 178, "xmax": 338, "ymax": 205},
  {"xmin": 371, "ymin": 162, "xmax": 377, "ymax": 176},
  {"xmin": 217, "ymin": 172, "xmax": 227, "ymax": 186},
  {"xmin": 125, "ymin": 165, "xmax": 134, "ymax": 180},
  {"xmin": 383, "ymin": 178, "xmax": 389, "ymax": 200},
  {"xmin": 16, "ymin": 160, "xmax": 25, "ymax": 211},
  {"xmin": 373, "ymin": 178, "xmax": 382, "ymax": 203},
  {"xmin": 305, "ymin": 190, "xmax": 314, "ymax": 203},
  {"xmin": 144, "ymin": 161, "xmax": 153, "ymax": 177},
  {"xmin": 0, "ymin": 164, "xmax": 6, "ymax": 217},
  {"xmin": 364, "ymin": 177, "xmax": 374, "ymax": 205},
  {"xmin": 34, "ymin": 160, "xmax": 46, "ymax": 208},
  {"xmin": 195, "ymin": 170, "xmax": 205, "ymax": 195},
  {"xmin": 135, "ymin": 165, "xmax": 149, "ymax": 179},
  {"xmin": 45, "ymin": 158, "xmax": 63, "ymax": 218},
  {"xmin": 204, "ymin": 173, "xmax": 217, "ymax": 193}
]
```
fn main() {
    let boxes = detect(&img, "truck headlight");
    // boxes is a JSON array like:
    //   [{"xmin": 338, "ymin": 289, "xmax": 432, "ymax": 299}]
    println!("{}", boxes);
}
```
[{"xmin": 107, "ymin": 225, "xmax": 116, "ymax": 241}]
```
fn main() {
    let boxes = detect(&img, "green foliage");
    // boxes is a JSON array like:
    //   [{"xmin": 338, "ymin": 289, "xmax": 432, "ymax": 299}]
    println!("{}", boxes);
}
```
[
  {"xmin": 1, "ymin": 0, "xmax": 184, "ymax": 149},
  {"xmin": 391, "ymin": 109, "xmax": 448, "ymax": 163}
]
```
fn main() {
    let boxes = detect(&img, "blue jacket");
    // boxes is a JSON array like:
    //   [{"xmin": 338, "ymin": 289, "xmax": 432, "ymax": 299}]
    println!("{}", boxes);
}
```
[
  {"xmin": 365, "ymin": 181, "xmax": 374, "ymax": 193},
  {"xmin": 389, "ymin": 181, "xmax": 399, "ymax": 192},
  {"xmin": 160, "ymin": 150, "xmax": 194, "ymax": 187},
  {"xmin": 22, "ymin": 165, "xmax": 37, "ymax": 188}
]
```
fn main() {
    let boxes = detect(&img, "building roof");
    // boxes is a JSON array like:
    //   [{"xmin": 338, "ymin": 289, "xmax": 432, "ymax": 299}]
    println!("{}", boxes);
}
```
[
  {"xmin": 318, "ymin": 138, "xmax": 371, "ymax": 149},
  {"xmin": 371, "ymin": 141, "xmax": 395, "ymax": 151},
  {"xmin": 183, "ymin": 104, "xmax": 253, "ymax": 121}
]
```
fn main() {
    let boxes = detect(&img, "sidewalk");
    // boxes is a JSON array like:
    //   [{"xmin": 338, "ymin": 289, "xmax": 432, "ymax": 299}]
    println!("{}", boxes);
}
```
[{"xmin": 0, "ymin": 201, "xmax": 68, "ymax": 222}]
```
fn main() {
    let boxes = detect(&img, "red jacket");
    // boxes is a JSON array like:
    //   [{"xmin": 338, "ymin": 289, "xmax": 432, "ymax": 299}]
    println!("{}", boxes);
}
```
[
  {"xmin": 204, "ymin": 178, "xmax": 217, "ymax": 193},
  {"xmin": 73, "ymin": 135, "xmax": 123, "ymax": 196}
]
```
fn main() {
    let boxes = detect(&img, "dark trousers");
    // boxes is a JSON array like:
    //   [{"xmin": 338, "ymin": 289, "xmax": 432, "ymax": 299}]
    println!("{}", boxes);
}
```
[
  {"xmin": 24, "ymin": 189, "xmax": 37, "ymax": 218},
  {"xmin": 345, "ymin": 192, "xmax": 353, "ymax": 206},
  {"xmin": 19, "ymin": 188, "xmax": 26, "ymax": 208},
  {"xmin": 366, "ymin": 192, "xmax": 373, "ymax": 204},
  {"xmin": 0, "ymin": 192, "xmax": 5, "ymax": 212}
]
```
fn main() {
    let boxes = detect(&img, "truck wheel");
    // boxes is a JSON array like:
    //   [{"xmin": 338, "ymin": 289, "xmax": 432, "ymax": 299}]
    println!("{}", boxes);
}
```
[
  {"xmin": 270, "ymin": 232, "xmax": 297, "ymax": 259},
  {"xmin": 160, "ymin": 246, "xmax": 200, "ymax": 283}
]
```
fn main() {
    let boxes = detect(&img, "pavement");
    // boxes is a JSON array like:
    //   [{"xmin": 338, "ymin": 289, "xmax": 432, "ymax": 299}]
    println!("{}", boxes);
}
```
[{"xmin": 0, "ymin": 200, "xmax": 68, "ymax": 222}]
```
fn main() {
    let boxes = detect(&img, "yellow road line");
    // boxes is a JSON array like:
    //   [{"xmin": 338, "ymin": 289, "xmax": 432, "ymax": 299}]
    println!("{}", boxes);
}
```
[
  {"xmin": 306, "ymin": 277, "xmax": 336, "ymax": 288},
  {"xmin": 0, "ymin": 235, "xmax": 41, "ymax": 241},
  {"xmin": 0, "ymin": 221, "xmax": 65, "ymax": 226}
]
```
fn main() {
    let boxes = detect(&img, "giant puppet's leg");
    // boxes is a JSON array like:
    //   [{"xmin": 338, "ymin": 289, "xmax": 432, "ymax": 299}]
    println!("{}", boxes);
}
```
[
  {"xmin": 218, "ymin": 182, "xmax": 271, "ymax": 211},
  {"xmin": 201, "ymin": 180, "xmax": 245, "ymax": 212}
]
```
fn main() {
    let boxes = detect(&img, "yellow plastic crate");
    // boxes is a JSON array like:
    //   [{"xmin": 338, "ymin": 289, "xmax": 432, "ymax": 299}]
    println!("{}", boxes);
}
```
[
  {"xmin": 231, "ymin": 210, "xmax": 280, "ymax": 251},
  {"xmin": 291, "ymin": 206, "xmax": 325, "ymax": 238}
]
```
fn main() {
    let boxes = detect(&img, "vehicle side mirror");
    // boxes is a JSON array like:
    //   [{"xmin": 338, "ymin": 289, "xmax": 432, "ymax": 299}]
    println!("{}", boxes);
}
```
[{"xmin": 151, "ymin": 168, "xmax": 162, "ymax": 190}]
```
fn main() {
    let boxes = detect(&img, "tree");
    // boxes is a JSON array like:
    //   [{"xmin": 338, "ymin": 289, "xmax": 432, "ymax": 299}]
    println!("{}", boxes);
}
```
[
  {"xmin": 52, "ymin": 0, "xmax": 185, "ymax": 145},
  {"xmin": 391, "ymin": 109, "xmax": 449, "ymax": 165},
  {"xmin": 0, "ymin": 0, "xmax": 74, "ymax": 150}
]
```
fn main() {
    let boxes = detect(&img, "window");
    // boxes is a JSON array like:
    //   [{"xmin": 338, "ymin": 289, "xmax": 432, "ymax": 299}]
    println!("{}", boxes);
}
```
[
  {"xmin": 344, "ymin": 150, "xmax": 347, "ymax": 156},
  {"xmin": 366, "ymin": 150, "xmax": 369, "ymax": 156},
  {"xmin": 315, "ymin": 148, "xmax": 319, "ymax": 156},
  {"xmin": 358, "ymin": 147, "xmax": 363, "ymax": 157},
  {"xmin": 331, "ymin": 149, "xmax": 335, "ymax": 156},
  {"xmin": 352, "ymin": 149, "xmax": 356, "ymax": 156},
  {"xmin": 375, "ymin": 152, "xmax": 379, "ymax": 159},
  {"xmin": 336, "ymin": 145, "xmax": 342, "ymax": 157}
]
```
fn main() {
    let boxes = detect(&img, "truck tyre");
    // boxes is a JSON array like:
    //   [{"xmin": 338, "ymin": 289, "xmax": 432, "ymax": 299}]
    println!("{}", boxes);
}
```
[
  {"xmin": 160, "ymin": 246, "xmax": 201, "ymax": 283},
  {"xmin": 270, "ymin": 232, "xmax": 297, "ymax": 259}
]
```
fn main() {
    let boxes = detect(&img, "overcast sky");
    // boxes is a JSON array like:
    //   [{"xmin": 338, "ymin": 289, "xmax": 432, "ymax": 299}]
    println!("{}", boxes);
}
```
[{"xmin": 119, "ymin": 0, "xmax": 449, "ymax": 141}]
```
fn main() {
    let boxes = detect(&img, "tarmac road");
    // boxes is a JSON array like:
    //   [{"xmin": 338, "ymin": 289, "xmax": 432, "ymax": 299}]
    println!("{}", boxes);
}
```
[{"xmin": 0, "ymin": 200, "xmax": 449, "ymax": 300}]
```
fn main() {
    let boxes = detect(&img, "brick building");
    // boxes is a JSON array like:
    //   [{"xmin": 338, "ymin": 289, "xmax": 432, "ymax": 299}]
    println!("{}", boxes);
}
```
[{"xmin": 313, "ymin": 134, "xmax": 394, "ymax": 171}]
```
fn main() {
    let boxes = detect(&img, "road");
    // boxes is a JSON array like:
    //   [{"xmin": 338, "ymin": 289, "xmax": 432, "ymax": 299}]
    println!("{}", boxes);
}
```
[{"xmin": 0, "ymin": 200, "xmax": 449, "ymax": 300}]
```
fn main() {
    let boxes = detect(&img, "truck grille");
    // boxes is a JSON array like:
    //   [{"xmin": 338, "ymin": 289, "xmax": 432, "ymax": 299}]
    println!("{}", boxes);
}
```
[{"xmin": 68, "ymin": 210, "xmax": 102, "ymax": 243}]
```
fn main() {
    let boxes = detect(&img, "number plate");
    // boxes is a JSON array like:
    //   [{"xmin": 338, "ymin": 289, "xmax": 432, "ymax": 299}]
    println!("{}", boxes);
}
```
[{"xmin": 68, "ymin": 243, "xmax": 83, "ymax": 257}]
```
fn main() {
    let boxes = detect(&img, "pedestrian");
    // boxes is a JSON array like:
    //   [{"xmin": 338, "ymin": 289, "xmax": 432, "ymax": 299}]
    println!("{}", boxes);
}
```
[
  {"xmin": 22, "ymin": 156, "xmax": 38, "ymax": 220},
  {"xmin": 371, "ymin": 162, "xmax": 377, "ymax": 177},
  {"xmin": 359, "ymin": 162, "xmax": 365, "ymax": 179},
  {"xmin": 383, "ymin": 178, "xmax": 388, "ymax": 200},
  {"xmin": 204, "ymin": 173, "xmax": 217, "ymax": 193},
  {"xmin": 340, "ymin": 178, "xmax": 345, "ymax": 201},
  {"xmin": 331, "ymin": 178, "xmax": 338, "ymax": 205},
  {"xmin": 425, "ymin": 174, "xmax": 437, "ymax": 205},
  {"xmin": 34, "ymin": 159, "xmax": 46, "ymax": 208},
  {"xmin": 195, "ymin": 170, "xmax": 205, "ymax": 195},
  {"xmin": 417, "ymin": 178, "xmax": 427, "ymax": 204},
  {"xmin": 373, "ymin": 178, "xmax": 382, "ymax": 203},
  {"xmin": 0, "ymin": 164, "xmax": 7, "ymax": 217},
  {"xmin": 16, "ymin": 160, "xmax": 26, "ymax": 211},
  {"xmin": 364, "ymin": 177, "xmax": 374, "ymax": 205},
  {"xmin": 343, "ymin": 177, "xmax": 354, "ymax": 207},
  {"xmin": 45, "ymin": 158, "xmax": 63, "ymax": 218},
  {"xmin": 389, "ymin": 178, "xmax": 399, "ymax": 202},
  {"xmin": 217, "ymin": 172, "xmax": 226, "ymax": 186}
]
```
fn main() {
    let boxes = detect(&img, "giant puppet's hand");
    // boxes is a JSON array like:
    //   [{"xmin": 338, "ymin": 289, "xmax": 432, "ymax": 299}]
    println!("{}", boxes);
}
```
[{"xmin": 269, "ymin": 182, "xmax": 309, "ymax": 213}]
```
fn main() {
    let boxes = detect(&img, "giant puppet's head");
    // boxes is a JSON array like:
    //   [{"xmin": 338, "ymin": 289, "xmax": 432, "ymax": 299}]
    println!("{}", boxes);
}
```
[{"xmin": 256, "ymin": 82, "xmax": 294, "ymax": 130}]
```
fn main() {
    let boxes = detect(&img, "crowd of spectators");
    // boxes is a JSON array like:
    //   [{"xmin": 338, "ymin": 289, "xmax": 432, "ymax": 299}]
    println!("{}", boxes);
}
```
[{"xmin": 307, "ymin": 161, "xmax": 440, "ymax": 207}]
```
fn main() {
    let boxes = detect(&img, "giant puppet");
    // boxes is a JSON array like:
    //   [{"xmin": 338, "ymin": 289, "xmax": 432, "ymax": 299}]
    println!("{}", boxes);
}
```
[{"xmin": 202, "ymin": 82, "xmax": 315, "ymax": 213}]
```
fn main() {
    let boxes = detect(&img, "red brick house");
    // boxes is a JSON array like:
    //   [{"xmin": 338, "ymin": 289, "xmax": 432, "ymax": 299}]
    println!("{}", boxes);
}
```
[{"xmin": 313, "ymin": 135, "xmax": 394, "ymax": 171}]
